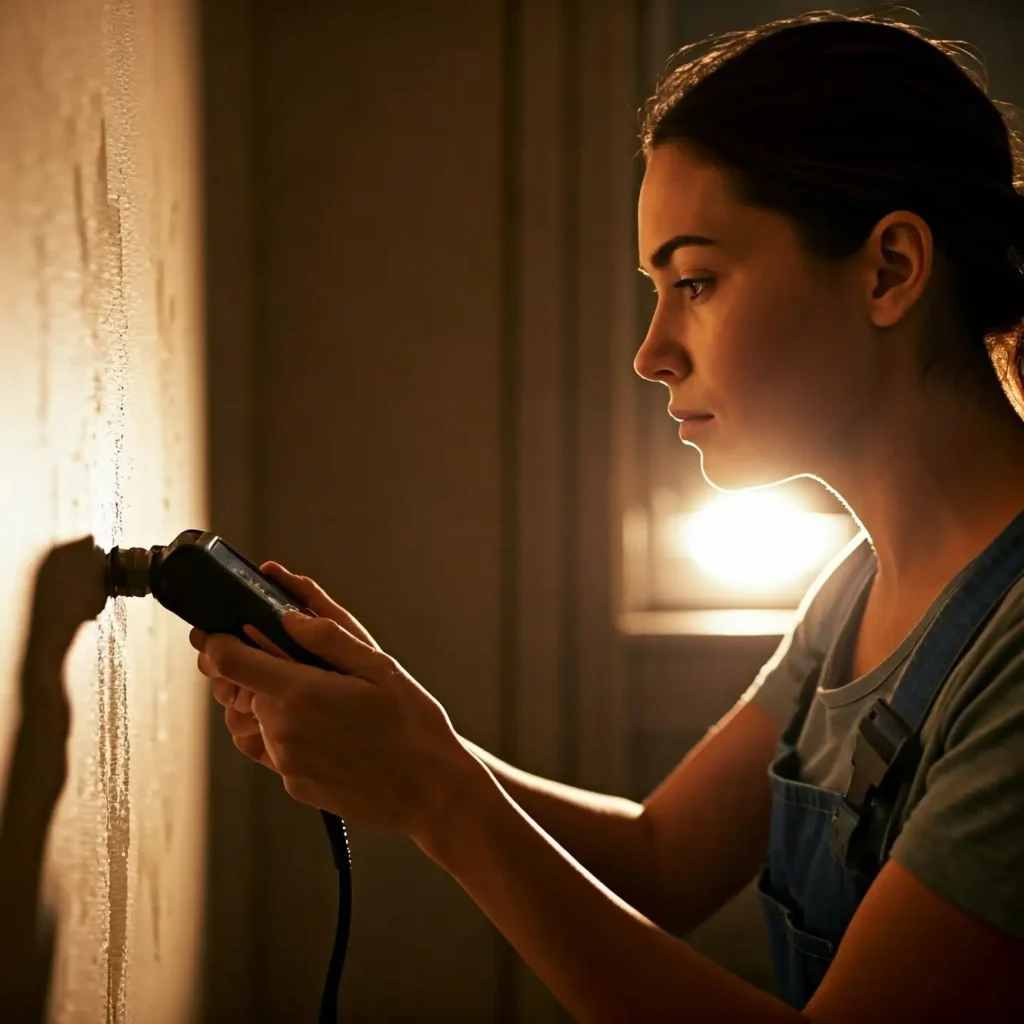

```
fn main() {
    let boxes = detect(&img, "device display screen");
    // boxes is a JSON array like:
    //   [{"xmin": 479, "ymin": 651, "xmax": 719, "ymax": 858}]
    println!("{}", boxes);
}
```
[{"xmin": 211, "ymin": 540, "xmax": 303, "ymax": 615}]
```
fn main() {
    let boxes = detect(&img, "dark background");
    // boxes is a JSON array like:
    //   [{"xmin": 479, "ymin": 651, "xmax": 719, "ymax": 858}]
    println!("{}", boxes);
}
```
[{"xmin": 199, "ymin": 3, "xmax": 1024, "ymax": 1020}]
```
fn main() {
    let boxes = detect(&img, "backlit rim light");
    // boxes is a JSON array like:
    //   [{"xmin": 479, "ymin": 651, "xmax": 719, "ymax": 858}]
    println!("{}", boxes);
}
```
[{"xmin": 672, "ymin": 492, "xmax": 851, "ymax": 591}]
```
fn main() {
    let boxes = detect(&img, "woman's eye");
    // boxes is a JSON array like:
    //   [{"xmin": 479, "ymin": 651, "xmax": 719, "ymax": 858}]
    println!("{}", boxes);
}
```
[
  {"xmin": 648, "ymin": 276, "xmax": 714, "ymax": 299},
  {"xmin": 673, "ymin": 276, "xmax": 713, "ymax": 300}
]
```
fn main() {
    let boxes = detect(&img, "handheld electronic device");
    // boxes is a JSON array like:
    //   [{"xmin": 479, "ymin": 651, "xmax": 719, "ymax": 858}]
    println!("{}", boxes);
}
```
[
  {"xmin": 106, "ymin": 528, "xmax": 351, "ymax": 1023},
  {"xmin": 105, "ymin": 528, "xmax": 336, "ymax": 667}
]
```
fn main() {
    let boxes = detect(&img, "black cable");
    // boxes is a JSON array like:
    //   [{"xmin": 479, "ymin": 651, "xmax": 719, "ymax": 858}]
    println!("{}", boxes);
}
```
[{"xmin": 318, "ymin": 811, "xmax": 352, "ymax": 1024}]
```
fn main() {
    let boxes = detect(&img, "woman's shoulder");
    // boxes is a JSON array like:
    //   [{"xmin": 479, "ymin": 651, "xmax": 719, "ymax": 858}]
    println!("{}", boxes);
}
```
[
  {"xmin": 891, "ymin": 571, "xmax": 1024, "ymax": 944},
  {"xmin": 793, "ymin": 528, "xmax": 875, "ymax": 652},
  {"xmin": 936, "ymin": 570, "xmax": 1024, "ymax": 729},
  {"xmin": 744, "ymin": 531, "xmax": 874, "ymax": 723}
]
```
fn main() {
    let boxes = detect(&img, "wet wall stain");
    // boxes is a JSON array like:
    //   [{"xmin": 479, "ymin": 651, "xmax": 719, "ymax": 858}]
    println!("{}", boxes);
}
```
[
  {"xmin": 77, "ymin": 115, "xmax": 132, "ymax": 1024},
  {"xmin": 34, "ymin": 235, "xmax": 51, "ymax": 447},
  {"xmin": 96, "ymin": 602, "xmax": 130, "ymax": 1023}
]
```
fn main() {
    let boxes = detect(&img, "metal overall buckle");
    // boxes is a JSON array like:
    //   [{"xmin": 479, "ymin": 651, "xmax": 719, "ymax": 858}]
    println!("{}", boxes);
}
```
[{"xmin": 829, "ymin": 698, "xmax": 912, "ymax": 864}]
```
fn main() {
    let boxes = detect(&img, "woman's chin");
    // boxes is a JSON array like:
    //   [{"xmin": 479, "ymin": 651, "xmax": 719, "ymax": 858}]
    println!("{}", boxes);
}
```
[{"xmin": 696, "ymin": 448, "xmax": 797, "ymax": 492}]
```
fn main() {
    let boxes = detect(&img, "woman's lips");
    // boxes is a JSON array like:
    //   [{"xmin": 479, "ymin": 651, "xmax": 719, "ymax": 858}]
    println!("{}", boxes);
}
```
[{"xmin": 678, "ymin": 415, "xmax": 714, "ymax": 440}]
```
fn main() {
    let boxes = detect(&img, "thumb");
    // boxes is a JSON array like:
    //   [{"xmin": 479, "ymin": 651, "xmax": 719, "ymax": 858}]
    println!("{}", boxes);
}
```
[
  {"xmin": 281, "ymin": 611, "xmax": 391, "ymax": 683},
  {"xmin": 262, "ymin": 562, "xmax": 380, "ymax": 649}
]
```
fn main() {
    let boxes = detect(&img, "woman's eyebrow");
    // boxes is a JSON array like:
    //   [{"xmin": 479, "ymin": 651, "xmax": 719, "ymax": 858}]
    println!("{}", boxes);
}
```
[{"xmin": 639, "ymin": 233, "xmax": 720, "ymax": 275}]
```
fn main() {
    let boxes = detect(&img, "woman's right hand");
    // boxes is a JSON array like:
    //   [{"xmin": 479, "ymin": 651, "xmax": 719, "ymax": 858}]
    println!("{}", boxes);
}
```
[{"xmin": 203, "ymin": 561, "xmax": 381, "ymax": 769}]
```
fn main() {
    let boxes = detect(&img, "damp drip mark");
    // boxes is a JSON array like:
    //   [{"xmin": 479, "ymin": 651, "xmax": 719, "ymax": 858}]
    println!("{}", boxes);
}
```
[
  {"xmin": 72, "ymin": 163, "xmax": 90, "ymax": 269},
  {"xmin": 34, "ymin": 233, "xmax": 60, "ymax": 535},
  {"xmin": 95, "ymin": 118, "xmax": 126, "ymax": 312},
  {"xmin": 153, "ymin": 161, "xmax": 179, "ymax": 509},
  {"xmin": 155, "ymin": 259, "xmax": 167, "ymax": 343},
  {"xmin": 151, "ymin": 873, "xmax": 162, "ymax": 965},
  {"xmin": 101, "ymin": 600, "xmax": 130, "ymax": 1024},
  {"xmin": 168, "ymin": 197, "xmax": 179, "ymax": 246},
  {"xmin": 142, "ymin": 850, "xmax": 162, "ymax": 965},
  {"xmin": 50, "ymin": 465, "xmax": 59, "ymax": 541},
  {"xmin": 75, "ymin": 151, "xmax": 102, "ymax": 418},
  {"xmin": 33, "ymin": 235, "xmax": 51, "ymax": 444}
]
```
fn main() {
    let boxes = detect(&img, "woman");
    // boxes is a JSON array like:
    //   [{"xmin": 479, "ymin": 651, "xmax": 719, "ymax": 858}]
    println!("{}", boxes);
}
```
[{"xmin": 193, "ymin": 12, "xmax": 1024, "ymax": 1020}]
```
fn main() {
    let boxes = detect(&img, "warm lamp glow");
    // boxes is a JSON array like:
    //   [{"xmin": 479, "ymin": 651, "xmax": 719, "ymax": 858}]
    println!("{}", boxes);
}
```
[{"xmin": 672, "ymin": 491, "xmax": 850, "ymax": 591}]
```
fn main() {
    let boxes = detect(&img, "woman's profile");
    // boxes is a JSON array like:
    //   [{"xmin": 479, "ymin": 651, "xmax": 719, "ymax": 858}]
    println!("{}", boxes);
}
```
[{"xmin": 197, "ymin": 10, "xmax": 1024, "ymax": 1019}]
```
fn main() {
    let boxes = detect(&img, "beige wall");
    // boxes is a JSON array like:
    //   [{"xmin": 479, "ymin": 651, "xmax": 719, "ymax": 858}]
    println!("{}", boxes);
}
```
[{"xmin": 0, "ymin": 0, "xmax": 206, "ymax": 1020}]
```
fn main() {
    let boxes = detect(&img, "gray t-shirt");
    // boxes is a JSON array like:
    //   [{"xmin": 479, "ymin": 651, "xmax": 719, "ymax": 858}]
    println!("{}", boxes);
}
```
[{"xmin": 745, "ymin": 529, "xmax": 1024, "ymax": 941}]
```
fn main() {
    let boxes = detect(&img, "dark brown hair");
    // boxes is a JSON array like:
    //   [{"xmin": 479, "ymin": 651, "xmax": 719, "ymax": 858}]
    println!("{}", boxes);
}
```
[{"xmin": 641, "ymin": 8, "xmax": 1024, "ymax": 411}]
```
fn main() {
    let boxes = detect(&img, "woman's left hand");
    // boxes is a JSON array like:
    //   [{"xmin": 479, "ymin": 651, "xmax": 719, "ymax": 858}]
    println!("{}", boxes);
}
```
[{"xmin": 191, "ymin": 573, "xmax": 479, "ymax": 846}]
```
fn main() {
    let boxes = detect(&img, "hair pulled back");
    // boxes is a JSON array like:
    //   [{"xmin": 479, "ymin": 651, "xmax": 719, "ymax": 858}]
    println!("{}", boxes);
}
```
[{"xmin": 641, "ymin": 8, "xmax": 1024, "ymax": 409}]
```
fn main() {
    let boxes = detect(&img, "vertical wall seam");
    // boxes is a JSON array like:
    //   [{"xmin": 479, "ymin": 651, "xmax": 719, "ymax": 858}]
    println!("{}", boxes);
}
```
[
  {"xmin": 636, "ymin": 0, "xmax": 659, "ymax": 603},
  {"xmin": 498, "ymin": 0, "xmax": 522, "ymax": 816},
  {"xmin": 249, "ymin": 22, "xmax": 268, "ymax": 566},
  {"xmin": 498, "ymin": 0, "xmax": 522, "ymax": 1021},
  {"xmin": 248, "ymin": 2, "xmax": 269, "ymax": 1019},
  {"xmin": 560, "ymin": 0, "xmax": 581, "ymax": 787}
]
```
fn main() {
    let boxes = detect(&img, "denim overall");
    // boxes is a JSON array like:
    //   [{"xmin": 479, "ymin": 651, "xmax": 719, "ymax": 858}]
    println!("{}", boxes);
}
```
[{"xmin": 757, "ymin": 508, "xmax": 1024, "ymax": 1009}]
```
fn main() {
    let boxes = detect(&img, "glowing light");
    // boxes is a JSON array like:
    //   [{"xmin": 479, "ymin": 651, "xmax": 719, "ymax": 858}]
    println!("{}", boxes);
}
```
[{"xmin": 671, "ymin": 491, "xmax": 850, "ymax": 591}]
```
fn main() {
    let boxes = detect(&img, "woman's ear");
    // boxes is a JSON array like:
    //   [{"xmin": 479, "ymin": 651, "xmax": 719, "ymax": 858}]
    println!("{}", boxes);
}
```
[{"xmin": 862, "ymin": 211, "xmax": 934, "ymax": 330}]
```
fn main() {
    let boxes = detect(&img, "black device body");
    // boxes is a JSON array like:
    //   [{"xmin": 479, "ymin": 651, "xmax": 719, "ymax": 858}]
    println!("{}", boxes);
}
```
[
  {"xmin": 109, "ymin": 529, "xmax": 350, "ymax": 1022},
  {"xmin": 146, "ymin": 529, "xmax": 334, "ymax": 670}
]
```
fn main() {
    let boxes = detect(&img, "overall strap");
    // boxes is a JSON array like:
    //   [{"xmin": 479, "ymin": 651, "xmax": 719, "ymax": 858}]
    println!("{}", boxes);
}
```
[{"xmin": 830, "ymin": 508, "xmax": 1024, "ymax": 866}]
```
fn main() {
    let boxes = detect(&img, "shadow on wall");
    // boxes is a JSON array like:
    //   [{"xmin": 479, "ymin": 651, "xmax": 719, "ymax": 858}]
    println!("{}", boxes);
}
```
[{"xmin": 0, "ymin": 538, "xmax": 108, "ymax": 1021}]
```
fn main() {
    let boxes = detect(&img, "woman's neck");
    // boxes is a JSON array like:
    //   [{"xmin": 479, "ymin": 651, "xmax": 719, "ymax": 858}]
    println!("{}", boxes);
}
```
[{"xmin": 826, "ymin": 367, "xmax": 1024, "ymax": 598}]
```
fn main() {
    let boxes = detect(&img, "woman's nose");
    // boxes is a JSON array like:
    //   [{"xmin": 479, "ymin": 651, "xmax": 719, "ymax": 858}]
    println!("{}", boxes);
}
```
[{"xmin": 634, "ymin": 318, "xmax": 688, "ymax": 383}]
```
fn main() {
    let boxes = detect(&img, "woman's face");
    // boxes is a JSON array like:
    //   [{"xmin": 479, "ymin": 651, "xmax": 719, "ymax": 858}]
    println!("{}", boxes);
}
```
[{"xmin": 635, "ymin": 142, "xmax": 880, "ymax": 491}]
